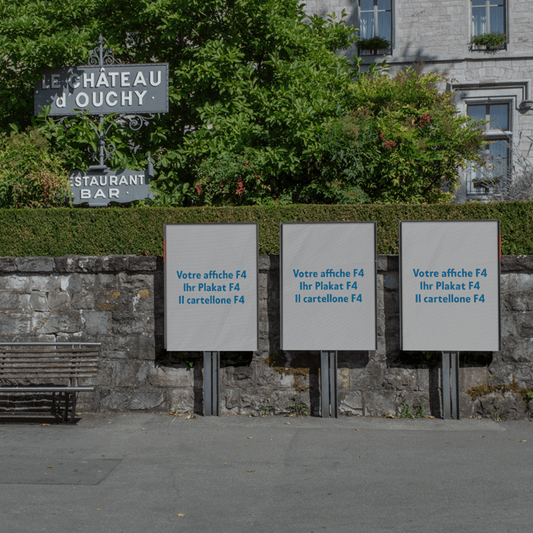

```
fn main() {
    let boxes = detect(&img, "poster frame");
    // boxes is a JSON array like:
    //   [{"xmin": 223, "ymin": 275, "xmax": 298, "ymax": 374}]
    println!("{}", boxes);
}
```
[
  {"xmin": 164, "ymin": 222, "xmax": 259, "ymax": 352},
  {"xmin": 280, "ymin": 221, "xmax": 378, "ymax": 351},
  {"xmin": 399, "ymin": 219, "xmax": 501, "ymax": 352}
]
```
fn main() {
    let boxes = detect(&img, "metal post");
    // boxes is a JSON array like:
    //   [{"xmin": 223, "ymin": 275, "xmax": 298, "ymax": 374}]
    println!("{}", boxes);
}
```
[
  {"xmin": 451, "ymin": 352, "xmax": 460, "ymax": 420},
  {"xmin": 320, "ymin": 351, "xmax": 338, "ymax": 418},
  {"xmin": 442, "ymin": 352, "xmax": 451, "ymax": 419},
  {"xmin": 442, "ymin": 352, "xmax": 460, "ymax": 420},
  {"xmin": 203, "ymin": 351, "xmax": 219, "ymax": 416},
  {"xmin": 98, "ymin": 114, "xmax": 105, "ymax": 168}
]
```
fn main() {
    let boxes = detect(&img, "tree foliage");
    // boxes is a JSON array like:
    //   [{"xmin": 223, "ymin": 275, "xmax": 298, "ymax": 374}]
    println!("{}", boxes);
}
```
[
  {"xmin": 316, "ymin": 69, "xmax": 486, "ymax": 203},
  {"xmin": 0, "ymin": 0, "xmax": 358, "ymax": 205},
  {"xmin": 0, "ymin": 128, "xmax": 71, "ymax": 208}
]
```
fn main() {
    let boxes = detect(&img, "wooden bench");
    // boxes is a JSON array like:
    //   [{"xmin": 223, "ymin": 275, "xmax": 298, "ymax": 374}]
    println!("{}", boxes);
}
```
[{"xmin": 0, "ymin": 342, "xmax": 100, "ymax": 423}]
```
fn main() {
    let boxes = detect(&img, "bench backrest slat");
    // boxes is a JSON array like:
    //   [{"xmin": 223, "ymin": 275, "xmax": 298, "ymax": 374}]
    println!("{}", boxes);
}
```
[{"xmin": 0, "ymin": 343, "xmax": 100, "ymax": 381}]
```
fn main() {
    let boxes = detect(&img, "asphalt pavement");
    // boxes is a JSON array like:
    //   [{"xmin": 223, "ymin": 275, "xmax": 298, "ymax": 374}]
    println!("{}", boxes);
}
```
[{"xmin": 1, "ymin": 413, "xmax": 532, "ymax": 533}]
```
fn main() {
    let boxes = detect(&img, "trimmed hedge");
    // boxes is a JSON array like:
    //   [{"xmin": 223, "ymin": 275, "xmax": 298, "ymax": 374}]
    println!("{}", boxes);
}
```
[{"xmin": 1, "ymin": 202, "xmax": 532, "ymax": 257}]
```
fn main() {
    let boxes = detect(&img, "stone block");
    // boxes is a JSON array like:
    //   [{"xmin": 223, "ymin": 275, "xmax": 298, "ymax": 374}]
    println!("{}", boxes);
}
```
[
  {"xmin": 47, "ymin": 291, "xmax": 70, "ymax": 311},
  {"xmin": 515, "ymin": 274, "xmax": 533, "ymax": 292},
  {"xmin": 0, "ymin": 258, "xmax": 17, "ymax": 272},
  {"xmin": 501, "ymin": 313, "xmax": 518, "ymax": 337},
  {"xmin": 18, "ymin": 257, "xmax": 54, "ymax": 272},
  {"xmin": 253, "ymin": 365, "xmax": 288, "ymax": 387},
  {"xmin": 29, "ymin": 275, "xmax": 60, "ymax": 292},
  {"xmin": 474, "ymin": 392, "xmax": 528, "ymax": 420},
  {"xmin": 501, "ymin": 338, "xmax": 533, "ymax": 363},
  {"xmin": 0, "ymin": 311, "xmax": 31, "ymax": 336},
  {"xmin": 111, "ymin": 359, "xmax": 153, "ymax": 387},
  {"xmin": 363, "ymin": 391, "xmax": 397, "ymax": 417},
  {"xmin": 129, "ymin": 390, "xmax": 165, "ymax": 410},
  {"xmin": 76, "ymin": 391, "xmax": 97, "ymax": 412},
  {"xmin": 98, "ymin": 390, "xmax": 130, "ymax": 410},
  {"xmin": 338, "ymin": 391, "xmax": 363, "ymax": 414},
  {"xmin": 517, "ymin": 313, "xmax": 533, "ymax": 337},
  {"xmin": 1, "ymin": 276, "xmax": 31, "ymax": 291},
  {"xmin": 0, "ymin": 291, "xmax": 23, "ymax": 310},
  {"xmin": 502, "ymin": 256, "xmax": 533, "ymax": 273},
  {"xmin": 111, "ymin": 313, "xmax": 151, "ymax": 335},
  {"xmin": 377, "ymin": 255, "xmax": 398, "ymax": 272},
  {"xmin": 460, "ymin": 367, "xmax": 489, "ymax": 390},
  {"xmin": 222, "ymin": 389, "xmax": 241, "ymax": 410},
  {"xmin": 71, "ymin": 292, "xmax": 95, "ymax": 310},
  {"xmin": 37, "ymin": 315, "xmax": 81, "ymax": 334},
  {"xmin": 460, "ymin": 392, "xmax": 475, "ymax": 419},
  {"xmin": 222, "ymin": 366, "xmax": 254, "ymax": 386},
  {"xmin": 100, "ymin": 255, "xmax": 128, "ymax": 272},
  {"xmin": 94, "ymin": 359, "xmax": 114, "ymax": 387},
  {"xmin": 383, "ymin": 272, "xmax": 399, "ymax": 291},
  {"xmin": 99, "ymin": 334, "xmax": 156, "ymax": 361},
  {"xmin": 147, "ymin": 365, "xmax": 192, "ymax": 388},
  {"xmin": 84, "ymin": 311, "xmax": 111, "ymax": 336},
  {"xmin": 500, "ymin": 274, "xmax": 517, "ymax": 292},
  {"xmin": 116, "ymin": 272, "xmax": 152, "ymax": 290},
  {"xmin": 350, "ymin": 363, "xmax": 384, "ymax": 390},
  {"xmin": 126, "ymin": 255, "xmax": 159, "ymax": 272},
  {"xmin": 29, "ymin": 292, "xmax": 49, "ymax": 312},
  {"xmin": 382, "ymin": 368, "xmax": 418, "ymax": 391},
  {"xmin": 168, "ymin": 389, "xmax": 194, "ymax": 413},
  {"xmin": 338, "ymin": 368, "xmax": 350, "ymax": 390}
]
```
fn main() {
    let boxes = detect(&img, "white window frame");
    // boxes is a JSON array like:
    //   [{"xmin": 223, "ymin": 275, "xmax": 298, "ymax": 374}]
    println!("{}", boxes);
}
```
[
  {"xmin": 451, "ymin": 81, "xmax": 531, "ymax": 202},
  {"xmin": 357, "ymin": 0, "xmax": 394, "ymax": 57},
  {"xmin": 466, "ymin": 100, "xmax": 512, "ymax": 197},
  {"xmin": 471, "ymin": 0, "xmax": 507, "ymax": 50}
]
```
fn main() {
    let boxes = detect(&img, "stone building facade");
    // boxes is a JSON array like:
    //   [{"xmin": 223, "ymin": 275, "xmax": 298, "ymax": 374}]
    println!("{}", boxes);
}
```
[
  {"xmin": 0, "ymin": 255, "xmax": 532, "ymax": 419},
  {"xmin": 306, "ymin": 0, "xmax": 533, "ymax": 202}
]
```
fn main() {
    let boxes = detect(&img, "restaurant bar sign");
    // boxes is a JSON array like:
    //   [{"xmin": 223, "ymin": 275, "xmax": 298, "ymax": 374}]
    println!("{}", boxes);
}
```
[
  {"xmin": 34, "ymin": 64, "xmax": 168, "ymax": 116},
  {"xmin": 69, "ymin": 168, "xmax": 153, "ymax": 206}
]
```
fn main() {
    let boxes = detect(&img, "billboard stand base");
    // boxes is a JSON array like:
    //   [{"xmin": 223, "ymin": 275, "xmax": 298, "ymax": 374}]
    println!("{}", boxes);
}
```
[
  {"xmin": 203, "ymin": 351, "xmax": 220, "ymax": 416},
  {"xmin": 320, "ymin": 351, "xmax": 338, "ymax": 418},
  {"xmin": 442, "ymin": 352, "xmax": 460, "ymax": 420}
]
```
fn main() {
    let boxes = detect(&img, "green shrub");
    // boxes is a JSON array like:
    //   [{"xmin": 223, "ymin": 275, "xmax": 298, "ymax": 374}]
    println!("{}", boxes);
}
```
[
  {"xmin": 0, "ymin": 201, "xmax": 532, "ymax": 257},
  {"xmin": 358, "ymin": 36, "xmax": 391, "ymax": 51},
  {"xmin": 0, "ymin": 128, "xmax": 71, "ymax": 208},
  {"xmin": 471, "ymin": 32, "xmax": 507, "ymax": 47}
]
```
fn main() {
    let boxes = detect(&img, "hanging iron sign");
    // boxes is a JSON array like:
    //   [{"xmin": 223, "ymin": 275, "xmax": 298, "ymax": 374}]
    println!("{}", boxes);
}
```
[
  {"xmin": 34, "ymin": 64, "xmax": 168, "ymax": 116},
  {"xmin": 69, "ymin": 167, "xmax": 153, "ymax": 206},
  {"xmin": 33, "ymin": 35, "xmax": 169, "ymax": 207}
]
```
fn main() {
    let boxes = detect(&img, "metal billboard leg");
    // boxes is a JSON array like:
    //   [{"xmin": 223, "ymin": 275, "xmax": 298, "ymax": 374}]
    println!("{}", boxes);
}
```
[
  {"xmin": 442, "ymin": 352, "xmax": 451, "ymax": 420},
  {"xmin": 442, "ymin": 352, "xmax": 460, "ymax": 420},
  {"xmin": 203, "ymin": 351, "xmax": 220, "ymax": 416},
  {"xmin": 451, "ymin": 352, "xmax": 460, "ymax": 420},
  {"xmin": 321, "ymin": 351, "xmax": 338, "ymax": 418}
]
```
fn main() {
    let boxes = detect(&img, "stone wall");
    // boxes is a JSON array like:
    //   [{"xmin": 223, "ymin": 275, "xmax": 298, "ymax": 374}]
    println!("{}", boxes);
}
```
[{"xmin": 0, "ymin": 255, "xmax": 532, "ymax": 419}]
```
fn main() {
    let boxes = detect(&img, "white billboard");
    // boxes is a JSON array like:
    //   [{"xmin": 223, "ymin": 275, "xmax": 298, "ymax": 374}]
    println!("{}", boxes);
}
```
[
  {"xmin": 281, "ymin": 222, "xmax": 377, "ymax": 351},
  {"xmin": 165, "ymin": 224, "xmax": 258, "ymax": 351},
  {"xmin": 400, "ymin": 220, "xmax": 501, "ymax": 351}
]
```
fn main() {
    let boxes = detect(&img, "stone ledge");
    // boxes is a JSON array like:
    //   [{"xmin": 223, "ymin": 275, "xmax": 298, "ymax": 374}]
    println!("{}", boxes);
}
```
[{"xmin": 501, "ymin": 256, "xmax": 533, "ymax": 273}]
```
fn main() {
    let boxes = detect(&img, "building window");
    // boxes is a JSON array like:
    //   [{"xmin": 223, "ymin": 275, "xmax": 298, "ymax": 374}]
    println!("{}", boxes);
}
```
[
  {"xmin": 471, "ymin": 0, "xmax": 506, "ymax": 48},
  {"xmin": 466, "ymin": 103, "xmax": 511, "ymax": 195},
  {"xmin": 358, "ymin": 0, "xmax": 392, "ymax": 56}
]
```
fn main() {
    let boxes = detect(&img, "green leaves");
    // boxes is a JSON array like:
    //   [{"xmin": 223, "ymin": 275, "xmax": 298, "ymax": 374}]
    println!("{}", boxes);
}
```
[
  {"xmin": 0, "ymin": 0, "xmax": 358, "ymax": 207},
  {"xmin": 316, "ymin": 69, "xmax": 486, "ymax": 204},
  {"xmin": 0, "ymin": 127, "xmax": 71, "ymax": 208}
]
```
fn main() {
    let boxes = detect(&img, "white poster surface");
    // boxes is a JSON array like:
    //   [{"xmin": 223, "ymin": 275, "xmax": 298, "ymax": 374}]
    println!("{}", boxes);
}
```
[
  {"xmin": 165, "ymin": 224, "xmax": 258, "ymax": 351},
  {"xmin": 400, "ymin": 220, "xmax": 500, "ymax": 351},
  {"xmin": 281, "ymin": 222, "xmax": 377, "ymax": 351}
]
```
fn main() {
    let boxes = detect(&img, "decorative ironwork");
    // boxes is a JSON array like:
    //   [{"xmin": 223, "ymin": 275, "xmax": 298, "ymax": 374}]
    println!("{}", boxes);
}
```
[
  {"xmin": 84, "ymin": 34, "xmax": 155, "ymax": 168},
  {"xmin": 116, "ymin": 113, "xmax": 155, "ymax": 131},
  {"xmin": 88, "ymin": 34, "xmax": 123, "ymax": 67}
]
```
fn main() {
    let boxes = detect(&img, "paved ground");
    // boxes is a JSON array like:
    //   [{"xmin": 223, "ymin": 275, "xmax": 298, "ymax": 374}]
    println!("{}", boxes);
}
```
[{"xmin": 1, "ymin": 413, "xmax": 532, "ymax": 533}]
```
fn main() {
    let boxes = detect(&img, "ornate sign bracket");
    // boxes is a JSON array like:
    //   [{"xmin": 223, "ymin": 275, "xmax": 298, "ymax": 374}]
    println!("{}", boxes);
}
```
[{"xmin": 86, "ymin": 34, "xmax": 155, "ymax": 170}]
